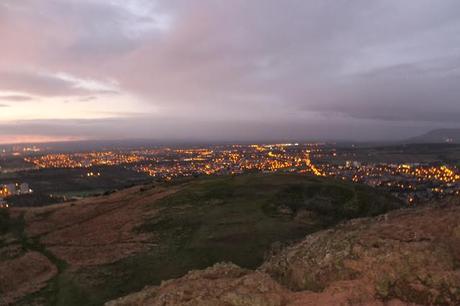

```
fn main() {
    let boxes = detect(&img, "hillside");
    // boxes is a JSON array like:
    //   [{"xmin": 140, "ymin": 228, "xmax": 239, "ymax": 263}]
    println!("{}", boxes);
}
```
[
  {"xmin": 0, "ymin": 174, "xmax": 401, "ymax": 305},
  {"xmin": 408, "ymin": 129, "xmax": 460, "ymax": 144},
  {"xmin": 107, "ymin": 198, "xmax": 460, "ymax": 306}
]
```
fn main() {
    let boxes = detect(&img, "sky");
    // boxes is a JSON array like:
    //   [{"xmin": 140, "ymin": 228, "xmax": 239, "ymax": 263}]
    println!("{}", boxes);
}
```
[{"xmin": 1, "ymin": 0, "xmax": 460, "ymax": 144}]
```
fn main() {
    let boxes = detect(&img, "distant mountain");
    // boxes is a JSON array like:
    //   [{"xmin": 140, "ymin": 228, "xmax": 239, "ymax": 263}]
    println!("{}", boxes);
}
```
[{"xmin": 407, "ymin": 128, "xmax": 460, "ymax": 144}]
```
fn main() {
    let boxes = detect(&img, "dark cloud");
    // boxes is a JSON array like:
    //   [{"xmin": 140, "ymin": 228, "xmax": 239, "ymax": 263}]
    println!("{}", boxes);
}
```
[
  {"xmin": 1, "ymin": 0, "xmax": 460, "ymax": 141},
  {"xmin": 0, "ymin": 116, "xmax": 444, "ymax": 142},
  {"xmin": 299, "ymin": 56, "xmax": 460, "ymax": 123}
]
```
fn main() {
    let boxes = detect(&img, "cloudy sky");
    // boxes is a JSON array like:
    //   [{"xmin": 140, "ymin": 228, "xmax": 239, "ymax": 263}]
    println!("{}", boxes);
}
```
[{"xmin": 1, "ymin": 0, "xmax": 460, "ymax": 144}]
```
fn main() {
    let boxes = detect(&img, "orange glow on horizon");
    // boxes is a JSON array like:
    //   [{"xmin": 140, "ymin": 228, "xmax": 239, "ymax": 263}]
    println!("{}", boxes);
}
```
[{"xmin": 0, "ymin": 135, "xmax": 85, "ymax": 145}]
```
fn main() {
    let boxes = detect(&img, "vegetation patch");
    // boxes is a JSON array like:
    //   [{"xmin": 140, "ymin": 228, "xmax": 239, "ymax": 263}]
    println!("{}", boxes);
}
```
[
  {"xmin": 14, "ymin": 173, "xmax": 403, "ymax": 306},
  {"xmin": 74, "ymin": 174, "xmax": 402, "ymax": 304}
]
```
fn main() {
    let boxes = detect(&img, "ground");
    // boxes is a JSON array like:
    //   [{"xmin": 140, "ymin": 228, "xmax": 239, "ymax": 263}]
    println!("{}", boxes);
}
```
[
  {"xmin": 0, "ymin": 173, "xmax": 401, "ymax": 305},
  {"xmin": 107, "ymin": 198, "xmax": 460, "ymax": 306}
]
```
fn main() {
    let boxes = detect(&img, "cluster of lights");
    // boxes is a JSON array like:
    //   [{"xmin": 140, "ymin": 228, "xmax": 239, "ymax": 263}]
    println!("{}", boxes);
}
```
[
  {"xmin": 0, "ymin": 183, "xmax": 33, "ymax": 209},
  {"xmin": 0, "ymin": 186, "xmax": 10, "ymax": 197},
  {"xmin": 26, "ymin": 152, "xmax": 145, "ymax": 168},
  {"xmin": 311, "ymin": 160, "xmax": 460, "ymax": 203},
  {"xmin": 396, "ymin": 165, "xmax": 460, "ymax": 184},
  {"xmin": 302, "ymin": 151, "xmax": 326, "ymax": 176},
  {"xmin": 20, "ymin": 143, "xmax": 460, "ymax": 205},
  {"xmin": 132, "ymin": 145, "xmax": 308, "ymax": 179},
  {"xmin": 86, "ymin": 172, "xmax": 101, "ymax": 177}
]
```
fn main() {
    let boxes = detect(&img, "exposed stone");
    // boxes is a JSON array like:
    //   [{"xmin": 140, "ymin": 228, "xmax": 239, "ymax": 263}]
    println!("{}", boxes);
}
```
[{"xmin": 107, "ymin": 200, "xmax": 460, "ymax": 306}]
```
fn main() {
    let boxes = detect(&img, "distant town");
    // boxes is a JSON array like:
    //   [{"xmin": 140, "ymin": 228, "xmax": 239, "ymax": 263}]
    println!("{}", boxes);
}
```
[
  {"xmin": 0, "ymin": 182, "xmax": 33, "ymax": 208},
  {"xmin": 0, "ymin": 142, "xmax": 458, "ymax": 208}
]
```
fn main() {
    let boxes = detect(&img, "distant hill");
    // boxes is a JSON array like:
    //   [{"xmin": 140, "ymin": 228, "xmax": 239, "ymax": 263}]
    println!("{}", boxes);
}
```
[{"xmin": 407, "ymin": 128, "xmax": 460, "ymax": 144}]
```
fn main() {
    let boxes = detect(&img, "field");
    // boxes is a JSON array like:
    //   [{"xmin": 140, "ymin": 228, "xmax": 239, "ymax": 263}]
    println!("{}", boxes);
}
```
[
  {"xmin": 335, "ymin": 143, "xmax": 460, "ymax": 165},
  {"xmin": 1, "ymin": 173, "xmax": 402, "ymax": 305},
  {"xmin": 0, "ymin": 166, "xmax": 151, "ymax": 206},
  {"xmin": 0, "ymin": 157, "xmax": 34, "ymax": 171}
]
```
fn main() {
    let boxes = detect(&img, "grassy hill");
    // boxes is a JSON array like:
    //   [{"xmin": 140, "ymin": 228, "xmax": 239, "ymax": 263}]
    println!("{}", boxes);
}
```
[
  {"xmin": 107, "ymin": 198, "xmax": 460, "ymax": 306},
  {"xmin": 137, "ymin": 173, "xmax": 401, "ymax": 269},
  {"xmin": 407, "ymin": 128, "xmax": 460, "ymax": 144},
  {"xmin": 2, "ymin": 173, "xmax": 403, "ymax": 306}
]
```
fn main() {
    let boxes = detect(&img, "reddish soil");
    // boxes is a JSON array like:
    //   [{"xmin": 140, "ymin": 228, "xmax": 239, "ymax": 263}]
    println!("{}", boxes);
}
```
[
  {"xmin": 0, "ymin": 252, "xmax": 57, "ymax": 305},
  {"xmin": 0, "ymin": 184, "xmax": 179, "ymax": 305}
]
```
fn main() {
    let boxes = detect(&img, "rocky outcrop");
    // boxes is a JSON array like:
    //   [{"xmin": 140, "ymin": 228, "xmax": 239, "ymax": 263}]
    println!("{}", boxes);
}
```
[
  {"xmin": 262, "ymin": 201, "xmax": 460, "ymax": 305},
  {"xmin": 107, "ymin": 199, "xmax": 460, "ymax": 306},
  {"xmin": 106, "ymin": 263, "xmax": 291, "ymax": 306}
]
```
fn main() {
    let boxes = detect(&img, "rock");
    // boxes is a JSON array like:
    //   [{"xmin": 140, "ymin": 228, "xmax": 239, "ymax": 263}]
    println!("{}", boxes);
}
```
[
  {"xmin": 106, "ymin": 199, "xmax": 460, "ymax": 306},
  {"xmin": 106, "ymin": 263, "xmax": 290, "ymax": 306}
]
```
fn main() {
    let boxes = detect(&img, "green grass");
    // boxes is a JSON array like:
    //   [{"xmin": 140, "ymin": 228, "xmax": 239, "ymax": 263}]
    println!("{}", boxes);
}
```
[{"xmin": 60, "ymin": 173, "xmax": 402, "ymax": 305}]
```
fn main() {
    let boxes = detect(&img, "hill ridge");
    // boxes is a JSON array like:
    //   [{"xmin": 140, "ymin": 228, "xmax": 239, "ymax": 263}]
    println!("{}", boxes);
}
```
[
  {"xmin": 107, "ymin": 198, "xmax": 460, "ymax": 306},
  {"xmin": 408, "ymin": 128, "xmax": 460, "ymax": 144},
  {"xmin": 0, "ymin": 174, "xmax": 409, "ymax": 305}
]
